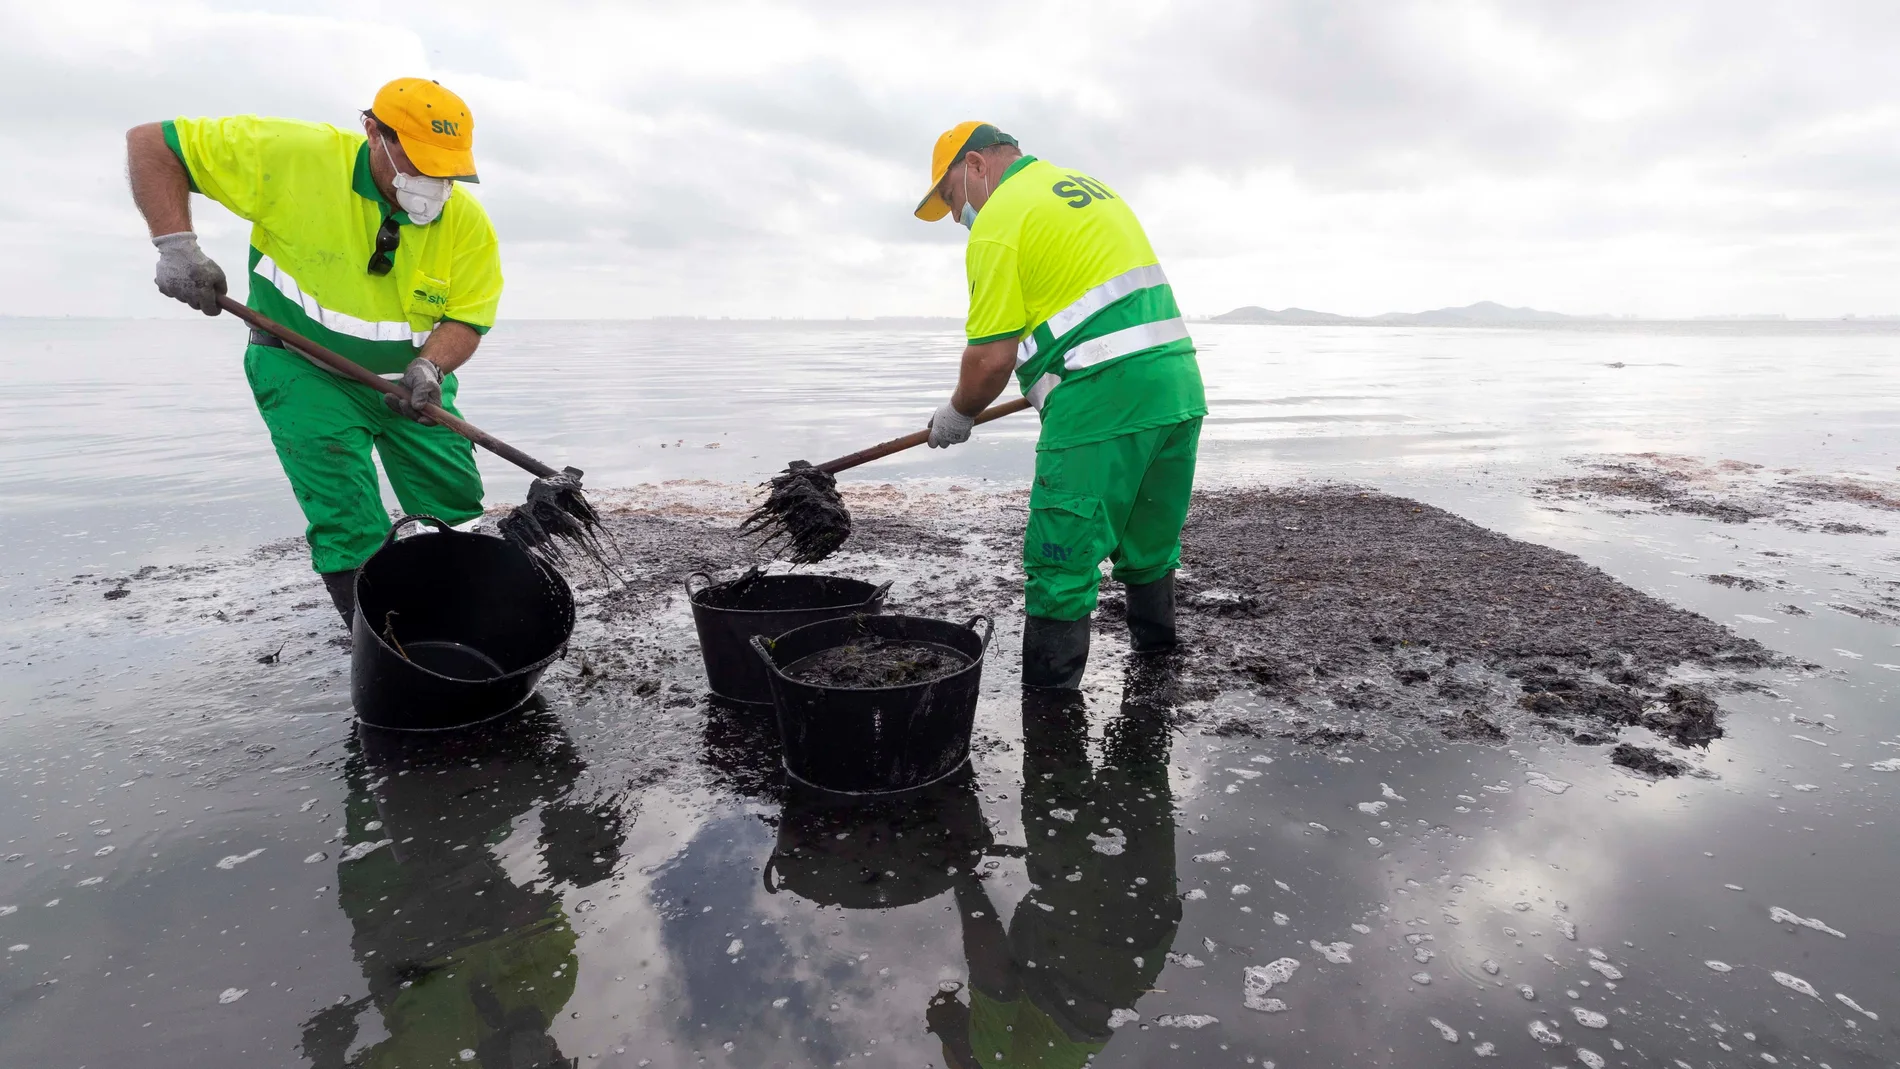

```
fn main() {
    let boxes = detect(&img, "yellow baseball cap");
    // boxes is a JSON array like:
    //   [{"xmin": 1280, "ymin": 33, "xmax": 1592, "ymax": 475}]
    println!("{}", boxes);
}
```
[
  {"xmin": 915, "ymin": 122, "xmax": 1018, "ymax": 221},
  {"xmin": 371, "ymin": 77, "xmax": 478, "ymax": 182}
]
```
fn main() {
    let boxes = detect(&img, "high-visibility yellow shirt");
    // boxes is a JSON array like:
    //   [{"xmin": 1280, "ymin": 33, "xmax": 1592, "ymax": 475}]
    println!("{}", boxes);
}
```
[
  {"xmin": 164, "ymin": 115, "xmax": 502, "ymax": 375},
  {"xmin": 964, "ymin": 156, "xmax": 1205, "ymax": 451}
]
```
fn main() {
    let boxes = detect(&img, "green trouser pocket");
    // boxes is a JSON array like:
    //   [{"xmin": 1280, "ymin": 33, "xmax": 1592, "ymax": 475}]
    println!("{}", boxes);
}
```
[{"xmin": 1024, "ymin": 485, "xmax": 1114, "ymax": 621}]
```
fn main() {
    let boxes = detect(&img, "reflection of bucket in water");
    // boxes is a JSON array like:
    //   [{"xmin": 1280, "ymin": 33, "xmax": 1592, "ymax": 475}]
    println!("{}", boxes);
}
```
[
  {"xmin": 751, "ymin": 613, "xmax": 992, "ymax": 795},
  {"xmin": 351, "ymin": 515, "xmax": 575, "ymax": 732},
  {"xmin": 763, "ymin": 765, "xmax": 1005, "ymax": 910}
]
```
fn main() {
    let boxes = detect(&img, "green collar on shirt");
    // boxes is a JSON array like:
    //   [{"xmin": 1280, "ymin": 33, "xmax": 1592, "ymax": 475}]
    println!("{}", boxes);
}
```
[
  {"xmin": 352, "ymin": 142, "xmax": 412, "ymax": 225},
  {"xmin": 997, "ymin": 154, "xmax": 1037, "ymax": 186}
]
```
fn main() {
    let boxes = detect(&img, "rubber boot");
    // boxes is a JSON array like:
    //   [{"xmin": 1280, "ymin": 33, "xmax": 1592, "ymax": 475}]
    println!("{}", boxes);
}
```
[
  {"xmin": 1125, "ymin": 573, "xmax": 1177, "ymax": 654},
  {"xmin": 1022, "ymin": 614, "xmax": 1090, "ymax": 690},
  {"xmin": 320, "ymin": 569, "xmax": 358, "ymax": 628}
]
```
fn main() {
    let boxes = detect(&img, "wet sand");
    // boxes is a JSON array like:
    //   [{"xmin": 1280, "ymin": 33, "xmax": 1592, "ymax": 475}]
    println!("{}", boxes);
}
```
[{"xmin": 2, "ymin": 474, "xmax": 1897, "ymax": 1067}]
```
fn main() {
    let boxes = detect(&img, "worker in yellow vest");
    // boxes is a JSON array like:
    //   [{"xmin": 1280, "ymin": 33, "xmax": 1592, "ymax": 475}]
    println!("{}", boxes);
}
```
[
  {"xmin": 917, "ymin": 123, "xmax": 1207, "ymax": 688},
  {"xmin": 126, "ymin": 78, "xmax": 503, "ymax": 625}
]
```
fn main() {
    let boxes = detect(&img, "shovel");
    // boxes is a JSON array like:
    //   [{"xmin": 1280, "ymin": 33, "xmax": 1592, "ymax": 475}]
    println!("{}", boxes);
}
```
[
  {"xmin": 217, "ymin": 296, "xmax": 614, "ymax": 572},
  {"xmin": 742, "ymin": 397, "xmax": 1031, "ymax": 564}
]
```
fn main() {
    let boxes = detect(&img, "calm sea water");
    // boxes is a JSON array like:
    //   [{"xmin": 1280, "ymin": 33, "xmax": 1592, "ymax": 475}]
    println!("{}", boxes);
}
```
[{"xmin": 3, "ymin": 318, "xmax": 1898, "ymax": 1066}]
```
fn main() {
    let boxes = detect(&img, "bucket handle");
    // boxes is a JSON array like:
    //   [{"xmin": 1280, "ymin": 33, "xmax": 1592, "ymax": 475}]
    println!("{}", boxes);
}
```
[
  {"xmin": 762, "ymin": 856, "xmax": 781, "ymax": 894},
  {"xmin": 749, "ymin": 633, "xmax": 782, "ymax": 678},
  {"xmin": 964, "ymin": 614, "xmax": 995, "ymax": 652},
  {"xmin": 862, "ymin": 580, "xmax": 894, "ymax": 608},
  {"xmin": 380, "ymin": 514, "xmax": 452, "ymax": 550},
  {"xmin": 684, "ymin": 571, "xmax": 714, "ymax": 601}
]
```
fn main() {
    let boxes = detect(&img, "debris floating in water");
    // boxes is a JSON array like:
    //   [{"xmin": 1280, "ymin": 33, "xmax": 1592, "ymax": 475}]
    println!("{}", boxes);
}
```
[
  {"xmin": 1155, "ymin": 1014, "xmax": 1219, "ymax": 1029},
  {"xmin": 1772, "ymin": 971, "xmax": 1820, "ymax": 999},
  {"xmin": 1577, "ymin": 1048, "xmax": 1607, "ymax": 1069},
  {"xmin": 1309, "ymin": 940, "xmax": 1353, "ymax": 964},
  {"xmin": 1191, "ymin": 850, "xmax": 1230, "ymax": 863},
  {"xmin": 1704, "ymin": 960, "xmax": 1733, "ymax": 973},
  {"xmin": 1571, "ymin": 1007, "xmax": 1609, "ymax": 1028},
  {"xmin": 340, "ymin": 839, "xmax": 393, "ymax": 863},
  {"xmin": 218, "ymin": 988, "xmax": 247, "ymax": 1004},
  {"xmin": 1835, "ymin": 993, "xmax": 1878, "ymax": 1020},
  {"xmin": 215, "ymin": 849, "xmax": 264, "ymax": 870},
  {"xmin": 1768, "ymin": 906, "xmax": 1846, "ymax": 938},
  {"xmin": 741, "ymin": 460, "xmax": 852, "ymax": 564},
  {"xmin": 1528, "ymin": 1019, "xmax": 1562, "ymax": 1046},
  {"xmin": 1107, "ymin": 1009, "xmax": 1140, "ymax": 1029},
  {"xmin": 1244, "ymin": 958, "xmax": 1301, "ymax": 1012},
  {"xmin": 1428, "ymin": 1017, "xmax": 1459, "ymax": 1042}
]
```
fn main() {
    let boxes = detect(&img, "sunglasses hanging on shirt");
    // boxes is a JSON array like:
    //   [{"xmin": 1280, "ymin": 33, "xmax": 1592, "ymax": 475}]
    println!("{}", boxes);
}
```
[{"xmin": 367, "ymin": 213, "xmax": 401, "ymax": 276}]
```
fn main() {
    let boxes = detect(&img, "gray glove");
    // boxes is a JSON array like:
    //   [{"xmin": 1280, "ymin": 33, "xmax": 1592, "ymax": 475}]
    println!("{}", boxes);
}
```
[
  {"xmin": 927, "ymin": 401, "xmax": 975, "ymax": 449},
  {"xmin": 384, "ymin": 357, "xmax": 443, "ymax": 424},
  {"xmin": 153, "ymin": 232, "xmax": 226, "ymax": 315}
]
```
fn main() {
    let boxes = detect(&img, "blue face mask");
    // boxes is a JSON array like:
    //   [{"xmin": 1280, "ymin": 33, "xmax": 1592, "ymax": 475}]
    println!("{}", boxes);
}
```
[{"xmin": 957, "ymin": 202, "xmax": 978, "ymax": 229}]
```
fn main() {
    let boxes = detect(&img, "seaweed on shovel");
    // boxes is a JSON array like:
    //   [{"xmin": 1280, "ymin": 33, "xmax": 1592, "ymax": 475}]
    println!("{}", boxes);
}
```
[
  {"xmin": 741, "ymin": 461, "xmax": 852, "ymax": 565},
  {"xmin": 216, "ymin": 298, "xmax": 619, "ymax": 580},
  {"xmin": 743, "ymin": 398, "xmax": 1030, "ymax": 564},
  {"xmin": 495, "ymin": 467, "xmax": 619, "ymax": 576}
]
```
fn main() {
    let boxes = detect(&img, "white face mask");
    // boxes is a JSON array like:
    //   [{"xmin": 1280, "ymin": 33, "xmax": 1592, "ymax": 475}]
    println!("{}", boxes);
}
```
[
  {"xmin": 956, "ymin": 160, "xmax": 990, "ymax": 230},
  {"xmin": 379, "ymin": 134, "xmax": 453, "ymax": 226}
]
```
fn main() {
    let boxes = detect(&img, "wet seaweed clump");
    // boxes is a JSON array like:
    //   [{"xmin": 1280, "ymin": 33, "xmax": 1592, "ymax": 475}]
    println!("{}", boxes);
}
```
[
  {"xmin": 742, "ymin": 461, "xmax": 852, "ymax": 565},
  {"xmin": 497, "ymin": 468, "xmax": 619, "ymax": 575},
  {"xmin": 784, "ymin": 638, "xmax": 969, "ymax": 688},
  {"xmin": 1611, "ymin": 743, "xmax": 1686, "ymax": 777}
]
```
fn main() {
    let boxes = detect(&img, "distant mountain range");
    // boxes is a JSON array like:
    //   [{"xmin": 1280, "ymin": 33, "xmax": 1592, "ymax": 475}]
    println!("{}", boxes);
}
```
[{"xmin": 1209, "ymin": 301, "xmax": 1576, "ymax": 326}]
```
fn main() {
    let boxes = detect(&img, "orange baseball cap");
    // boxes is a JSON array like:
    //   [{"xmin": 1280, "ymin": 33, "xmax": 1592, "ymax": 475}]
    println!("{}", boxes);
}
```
[
  {"xmin": 915, "ymin": 121, "xmax": 1018, "ymax": 221},
  {"xmin": 371, "ymin": 77, "xmax": 478, "ymax": 182}
]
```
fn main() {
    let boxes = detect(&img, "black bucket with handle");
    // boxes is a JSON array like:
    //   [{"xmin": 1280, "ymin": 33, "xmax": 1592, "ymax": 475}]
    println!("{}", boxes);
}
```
[
  {"xmin": 751, "ymin": 613, "xmax": 992, "ymax": 795},
  {"xmin": 351, "ymin": 515, "xmax": 575, "ymax": 731},
  {"xmin": 687, "ymin": 570, "xmax": 889, "ymax": 706}
]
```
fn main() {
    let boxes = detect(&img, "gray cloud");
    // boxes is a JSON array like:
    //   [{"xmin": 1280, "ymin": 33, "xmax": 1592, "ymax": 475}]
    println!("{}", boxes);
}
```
[{"xmin": 2, "ymin": 0, "xmax": 1897, "ymax": 318}]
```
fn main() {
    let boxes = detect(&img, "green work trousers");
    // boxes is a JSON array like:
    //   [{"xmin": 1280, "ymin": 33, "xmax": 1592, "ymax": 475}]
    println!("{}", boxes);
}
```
[
  {"xmin": 244, "ymin": 343, "xmax": 484, "ymax": 574},
  {"xmin": 1023, "ymin": 417, "xmax": 1201, "ymax": 621}
]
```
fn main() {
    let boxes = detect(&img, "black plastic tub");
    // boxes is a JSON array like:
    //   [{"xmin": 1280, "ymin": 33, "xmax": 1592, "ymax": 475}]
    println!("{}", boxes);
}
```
[
  {"xmin": 752, "ymin": 613, "xmax": 992, "ymax": 795},
  {"xmin": 351, "ymin": 516, "xmax": 574, "ymax": 731},
  {"xmin": 687, "ymin": 571, "xmax": 889, "ymax": 706}
]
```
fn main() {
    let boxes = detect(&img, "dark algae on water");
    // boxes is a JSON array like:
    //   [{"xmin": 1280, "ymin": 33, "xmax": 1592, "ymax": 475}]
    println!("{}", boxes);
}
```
[{"xmin": 783, "ymin": 638, "xmax": 970, "ymax": 688}]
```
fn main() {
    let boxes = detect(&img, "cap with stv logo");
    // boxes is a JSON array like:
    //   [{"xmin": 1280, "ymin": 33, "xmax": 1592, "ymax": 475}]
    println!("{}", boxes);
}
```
[
  {"xmin": 915, "ymin": 121, "xmax": 1017, "ymax": 221},
  {"xmin": 371, "ymin": 77, "xmax": 478, "ymax": 182}
]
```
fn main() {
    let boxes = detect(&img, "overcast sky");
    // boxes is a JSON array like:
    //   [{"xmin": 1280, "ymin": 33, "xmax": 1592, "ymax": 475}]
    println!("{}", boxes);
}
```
[{"xmin": 4, "ymin": 0, "xmax": 1895, "ymax": 319}]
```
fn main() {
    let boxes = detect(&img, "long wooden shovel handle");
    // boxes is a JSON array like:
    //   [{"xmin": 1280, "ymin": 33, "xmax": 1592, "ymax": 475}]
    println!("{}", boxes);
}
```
[
  {"xmin": 218, "ymin": 296, "xmax": 563, "ymax": 480},
  {"xmin": 817, "ymin": 397, "xmax": 1032, "ymax": 475}
]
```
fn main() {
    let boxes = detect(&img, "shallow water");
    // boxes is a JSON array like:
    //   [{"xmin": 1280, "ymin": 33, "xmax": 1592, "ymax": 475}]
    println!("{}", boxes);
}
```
[{"xmin": 3, "ymin": 318, "xmax": 1899, "ymax": 1066}]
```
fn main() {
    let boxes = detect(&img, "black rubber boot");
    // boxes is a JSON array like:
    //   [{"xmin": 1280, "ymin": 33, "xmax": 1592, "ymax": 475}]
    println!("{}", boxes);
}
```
[
  {"xmin": 1022, "ymin": 614, "xmax": 1090, "ymax": 690},
  {"xmin": 320, "ymin": 569, "xmax": 358, "ymax": 628},
  {"xmin": 1125, "ymin": 573, "xmax": 1177, "ymax": 653}
]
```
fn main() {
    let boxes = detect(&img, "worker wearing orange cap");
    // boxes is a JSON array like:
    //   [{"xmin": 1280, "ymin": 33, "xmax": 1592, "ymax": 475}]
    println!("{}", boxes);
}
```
[
  {"xmin": 916, "ymin": 123, "xmax": 1206, "ymax": 689},
  {"xmin": 126, "ymin": 78, "xmax": 504, "ymax": 625}
]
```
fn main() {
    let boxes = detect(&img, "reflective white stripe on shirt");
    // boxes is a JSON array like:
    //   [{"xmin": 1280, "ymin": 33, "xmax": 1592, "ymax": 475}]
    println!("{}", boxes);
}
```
[
  {"xmin": 1025, "ymin": 372, "xmax": 1062, "ymax": 410},
  {"xmin": 1063, "ymin": 317, "xmax": 1190, "ymax": 372},
  {"xmin": 1016, "ymin": 263, "xmax": 1170, "ymax": 368},
  {"xmin": 253, "ymin": 254, "xmax": 420, "ymax": 346}
]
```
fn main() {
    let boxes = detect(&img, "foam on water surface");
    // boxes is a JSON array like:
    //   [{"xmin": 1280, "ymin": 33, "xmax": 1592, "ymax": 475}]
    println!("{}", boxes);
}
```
[{"xmin": 1772, "ymin": 971, "xmax": 1820, "ymax": 999}]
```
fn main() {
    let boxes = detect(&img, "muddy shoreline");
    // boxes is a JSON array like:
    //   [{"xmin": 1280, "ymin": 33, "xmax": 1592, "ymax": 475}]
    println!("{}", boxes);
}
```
[{"xmin": 537, "ymin": 483, "xmax": 1787, "ymax": 778}]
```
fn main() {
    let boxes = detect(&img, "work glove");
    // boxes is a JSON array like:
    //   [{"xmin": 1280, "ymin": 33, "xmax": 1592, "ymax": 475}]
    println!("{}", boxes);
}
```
[
  {"xmin": 927, "ymin": 401, "xmax": 975, "ymax": 449},
  {"xmin": 384, "ymin": 357, "xmax": 443, "ymax": 424},
  {"xmin": 153, "ymin": 232, "xmax": 226, "ymax": 315}
]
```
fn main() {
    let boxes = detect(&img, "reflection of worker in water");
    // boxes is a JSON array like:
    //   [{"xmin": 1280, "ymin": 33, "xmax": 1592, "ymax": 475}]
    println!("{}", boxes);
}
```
[
  {"xmin": 928, "ymin": 679, "xmax": 1182, "ymax": 1068},
  {"xmin": 299, "ymin": 716, "xmax": 623, "ymax": 1069}
]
